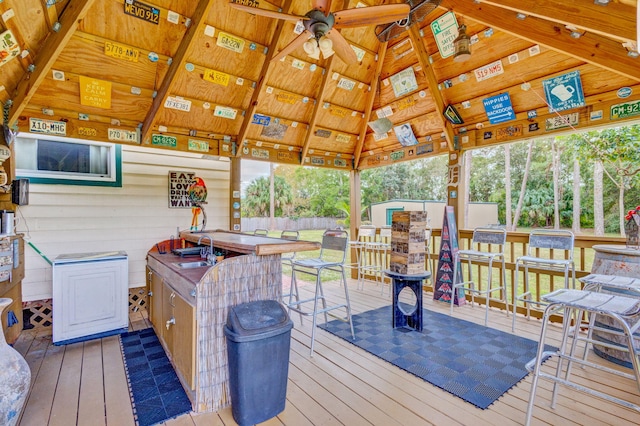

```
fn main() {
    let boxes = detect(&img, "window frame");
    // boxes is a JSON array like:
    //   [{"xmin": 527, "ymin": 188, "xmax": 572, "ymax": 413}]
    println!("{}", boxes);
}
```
[{"xmin": 15, "ymin": 133, "xmax": 122, "ymax": 187}]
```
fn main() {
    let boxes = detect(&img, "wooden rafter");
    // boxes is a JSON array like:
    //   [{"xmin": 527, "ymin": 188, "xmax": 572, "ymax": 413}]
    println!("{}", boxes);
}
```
[
  {"xmin": 39, "ymin": 0, "xmax": 60, "ymax": 31},
  {"xmin": 354, "ymin": 42, "xmax": 387, "ymax": 169},
  {"xmin": 235, "ymin": 0, "xmax": 294, "ymax": 157},
  {"xmin": 8, "ymin": 0, "xmax": 96, "ymax": 127},
  {"xmin": 476, "ymin": 0, "xmax": 636, "ymax": 42},
  {"xmin": 407, "ymin": 24, "xmax": 455, "ymax": 151},
  {"xmin": 140, "ymin": 0, "xmax": 215, "ymax": 144},
  {"xmin": 445, "ymin": 0, "xmax": 640, "ymax": 82}
]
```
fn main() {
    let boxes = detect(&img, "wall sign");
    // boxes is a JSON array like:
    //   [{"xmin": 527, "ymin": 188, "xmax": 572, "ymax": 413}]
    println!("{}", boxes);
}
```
[
  {"xmin": 390, "ymin": 67, "xmax": 418, "ymax": 98},
  {"xmin": 543, "ymin": 70, "xmax": 585, "ymax": 112},
  {"xmin": 430, "ymin": 12, "xmax": 458, "ymax": 58},
  {"xmin": 168, "ymin": 170, "xmax": 195, "ymax": 208},
  {"xmin": 0, "ymin": 30, "xmax": 20, "ymax": 67},
  {"xmin": 483, "ymin": 92, "xmax": 515, "ymax": 124},
  {"xmin": 79, "ymin": 76, "xmax": 112, "ymax": 109}
]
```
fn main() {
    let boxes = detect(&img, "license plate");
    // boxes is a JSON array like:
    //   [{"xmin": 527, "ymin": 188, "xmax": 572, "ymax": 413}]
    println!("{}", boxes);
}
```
[{"xmin": 29, "ymin": 118, "xmax": 66, "ymax": 135}]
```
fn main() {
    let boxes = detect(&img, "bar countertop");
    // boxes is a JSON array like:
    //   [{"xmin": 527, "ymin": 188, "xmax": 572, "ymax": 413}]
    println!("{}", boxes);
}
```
[{"xmin": 179, "ymin": 229, "xmax": 320, "ymax": 256}]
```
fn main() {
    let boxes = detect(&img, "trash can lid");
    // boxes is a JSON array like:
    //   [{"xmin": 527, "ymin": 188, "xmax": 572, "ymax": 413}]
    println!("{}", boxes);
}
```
[{"xmin": 226, "ymin": 300, "xmax": 291, "ymax": 338}]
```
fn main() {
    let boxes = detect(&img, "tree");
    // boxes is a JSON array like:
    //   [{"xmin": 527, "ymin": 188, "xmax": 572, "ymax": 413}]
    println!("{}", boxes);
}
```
[
  {"xmin": 242, "ymin": 175, "xmax": 293, "ymax": 217},
  {"xmin": 511, "ymin": 140, "xmax": 534, "ymax": 231}
]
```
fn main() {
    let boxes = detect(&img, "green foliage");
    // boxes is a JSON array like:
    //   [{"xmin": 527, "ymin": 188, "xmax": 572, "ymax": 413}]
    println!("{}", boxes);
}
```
[{"xmin": 242, "ymin": 175, "xmax": 293, "ymax": 217}]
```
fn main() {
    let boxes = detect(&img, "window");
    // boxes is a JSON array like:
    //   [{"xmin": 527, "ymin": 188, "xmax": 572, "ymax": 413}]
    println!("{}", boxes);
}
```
[{"xmin": 15, "ymin": 133, "xmax": 122, "ymax": 186}]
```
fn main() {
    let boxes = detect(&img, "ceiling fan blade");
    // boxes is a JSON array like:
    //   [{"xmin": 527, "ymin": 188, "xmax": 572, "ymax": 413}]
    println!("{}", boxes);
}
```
[
  {"xmin": 271, "ymin": 31, "xmax": 312, "ymax": 62},
  {"xmin": 229, "ymin": 2, "xmax": 307, "ymax": 22},
  {"xmin": 334, "ymin": 4, "xmax": 410, "ymax": 28},
  {"xmin": 312, "ymin": 0, "xmax": 332, "ymax": 15},
  {"xmin": 325, "ymin": 30, "xmax": 358, "ymax": 64}
]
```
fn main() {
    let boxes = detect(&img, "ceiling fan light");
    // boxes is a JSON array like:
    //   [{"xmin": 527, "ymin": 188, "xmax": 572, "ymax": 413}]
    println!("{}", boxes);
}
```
[
  {"xmin": 303, "ymin": 39, "xmax": 321, "ymax": 60},
  {"xmin": 453, "ymin": 24, "xmax": 471, "ymax": 62},
  {"xmin": 318, "ymin": 36, "xmax": 334, "ymax": 58}
]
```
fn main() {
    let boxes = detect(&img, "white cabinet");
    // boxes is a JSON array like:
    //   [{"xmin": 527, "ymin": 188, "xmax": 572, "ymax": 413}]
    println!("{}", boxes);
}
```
[{"xmin": 52, "ymin": 251, "xmax": 128, "ymax": 345}]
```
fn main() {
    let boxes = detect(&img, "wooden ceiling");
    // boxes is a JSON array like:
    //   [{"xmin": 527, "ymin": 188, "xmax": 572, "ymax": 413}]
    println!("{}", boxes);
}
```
[{"xmin": 1, "ymin": 0, "xmax": 638, "ymax": 170}]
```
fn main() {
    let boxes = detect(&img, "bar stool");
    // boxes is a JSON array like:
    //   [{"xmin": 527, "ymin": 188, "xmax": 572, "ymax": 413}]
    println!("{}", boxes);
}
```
[
  {"xmin": 287, "ymin": 229, "xmax": 355, "ymax": 356},
  {"xmin": 451, "ymin": 227, "xmax": 507, "ymax": 326},
  {"xmin": 280, "ymin": 230, "xmax": 300, "ymax": 307},
  {"xmin": 253, "ymin": 228, "xmax": 269, "ymax": 236},
  {"xmin": 512, "ymin": 229, "xmax": 576, "ymax": 332},
  {"xmin": 365, "ymin": 226, "xmax": 392, "ymax": 294},
  {"xmin": 525, "ymin": 288, "xmax": 640, "ymax": 426}
]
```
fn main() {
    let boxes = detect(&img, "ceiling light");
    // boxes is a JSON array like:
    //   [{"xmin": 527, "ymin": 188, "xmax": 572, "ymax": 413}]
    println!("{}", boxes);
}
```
[
  {"xmin": 303, "ymin": 39, "xmax": 320, "ymax": 59},
  {"xmin": 453, "ymin": 25, "xmax": 471, "ymax": 62},
  {"xmin": 318, "ymin": 36, "xmax": 334, "ymax": 58}
]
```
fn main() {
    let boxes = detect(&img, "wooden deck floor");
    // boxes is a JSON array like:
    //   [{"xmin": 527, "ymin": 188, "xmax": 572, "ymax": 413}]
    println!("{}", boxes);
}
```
[{"xmin": 14, "ymin": 278, "xmax": 640, "ymax": 426}]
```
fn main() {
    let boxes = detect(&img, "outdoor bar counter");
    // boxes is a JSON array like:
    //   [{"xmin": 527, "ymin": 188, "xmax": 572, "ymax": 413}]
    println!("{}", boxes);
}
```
[{"xmin": 146, "ymin": 230, "xmax": 319, "ymax": 413}]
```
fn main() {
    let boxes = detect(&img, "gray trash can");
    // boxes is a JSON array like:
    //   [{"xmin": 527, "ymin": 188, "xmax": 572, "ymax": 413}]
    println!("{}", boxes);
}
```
[{"xmin": 224, "ymin": 300, "xmax": 294, "ymax": 426}]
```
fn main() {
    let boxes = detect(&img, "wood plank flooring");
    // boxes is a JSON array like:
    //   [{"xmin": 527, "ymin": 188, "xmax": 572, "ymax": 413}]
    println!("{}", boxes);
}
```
[{"xmin": 14, "ymin": 278, "xmax": 640, "ymax": 425}]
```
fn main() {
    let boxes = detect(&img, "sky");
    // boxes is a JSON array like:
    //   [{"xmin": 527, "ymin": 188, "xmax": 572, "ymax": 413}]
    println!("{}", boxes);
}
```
[{"xmin": 240, "ymin": 159, "xmax": 271, "ymax": 195}]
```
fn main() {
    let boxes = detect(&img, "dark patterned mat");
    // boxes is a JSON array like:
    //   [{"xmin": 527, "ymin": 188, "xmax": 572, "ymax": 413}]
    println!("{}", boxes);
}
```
[
  {"xmin": 320, "ymin": 305, "xmax": 553, "ymax": 409},
  {"xmin": 119, "ymin": 328, "xmax": 192, "ymax": 426}
]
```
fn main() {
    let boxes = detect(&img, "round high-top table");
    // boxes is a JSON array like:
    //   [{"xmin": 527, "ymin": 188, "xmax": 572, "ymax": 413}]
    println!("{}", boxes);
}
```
[
  {"xmin": 590, "ymin": 244, "xmax": 640, "ymax": 367},
  {"xmin": 384, "ymin": 270, "xmax": 431, "ymax": 331}
]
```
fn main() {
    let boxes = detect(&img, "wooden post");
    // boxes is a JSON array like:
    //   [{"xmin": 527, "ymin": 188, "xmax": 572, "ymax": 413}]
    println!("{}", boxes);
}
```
[{"xmin": 229, "ymin": 157, "xmax": 241, "ymax": 232}]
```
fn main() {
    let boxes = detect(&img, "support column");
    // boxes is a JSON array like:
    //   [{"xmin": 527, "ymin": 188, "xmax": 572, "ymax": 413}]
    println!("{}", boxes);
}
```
[{"xmin": 229, "ymin": 157, "xmax": 241, "ymax": 231}]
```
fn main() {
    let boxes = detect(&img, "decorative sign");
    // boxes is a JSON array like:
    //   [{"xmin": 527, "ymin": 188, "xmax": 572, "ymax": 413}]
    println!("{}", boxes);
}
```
[
  {"xmin": 217, "ymin": 31, "xmax": 245, "ymax": 53},
  {"xmin": 474, "ymin": 60, "xmax": 504, "ymax": 82},
  {"xmin": 482, "ymin": 92, "xmax": 516, "ymax": 124},
  {"xmin": 152, "ymin": 134, "xmax": 178, "ymax": 147},
  {"xmin": 543, "ymin": 70, "xmax": 585, "ymax": 112},
  {"xmin": 329, "ymin": 105, "xmax": 349, "ymax": 118},
  {"xmin": 0, "ymin": 30, "xmax": 21, "ymax": 67},
  {"xmin": 390, "ymin": 150, "xmax": 405, "ymax": 161},
  {"xmin": 275, "ymin": 91, "xmax": 299, "ymax": 104},
  {"xmin": 396, "ymin": 97, "xmax": 417, "ymax": 111},
  {"xmin": 315, "ymin": 129, "xmax": 332, "ymax": 138},
  {"xmin": 311, "ymin": 157, "xmax": 325, "ymax": 166},
  {"xmin": 416, "ymin": 143, "xmax": 433, "ymax": 155},
  {"xmin": 108, "ymin": 128, "xmax": 138, "ymax": 142},
  {"xmin": 104, "ymin": 41, "xmax": 139, "ymax": 62},
  {"xmin": 123, "ymin": 1, "xmax": 160, "ymax": 25},
  {"xmin": 203, "ymin": 68, "xmax": 230, "ymax": 86},
  {"xmin": 545, "ymin": 112, "xmax": 579, "ymax": 130},
  {"xmin": 610, "ymin": 99, "xmax": 640, "ymax": 120},
  {"xmin": 188, "ymin": 139, "xmax": 209, "ymax": 152},
  {"xmin": 617, "ymin": 87, "xmax": 632, "ymax": 98},
  {"xmin": 164, "ymin": 96, "xmax": 191, "ymax": 112},
  {"xmin": 394, "ymin": 124, "xmax": 418, "ymax": 147},
  {"xmin": 335, "ymin": 133, "xmax": 351, "ymax": 143},
  {"xmin": 430, "ymin": 11, "xmax": 458, "ymax": 58},
  {"xmin": 496, "ymin": 124, "xmax": 522, "ymax": 141},
  {"xmin": 214, "ymin": 105, "xmax": 237, "ymax": 119},
  {"xmin": 260, "ymin": 122, "xmax": 287, "ymax": 140},
  {"xmin": 392, "ymin": 38, "xmax": 413, "ymax": 60},
  {"xmin": 277, "ymin": 151, "xmax": 296, "ymax": 161},
  {"xmin": 168, "ymin": 171, "xmax": 196, "ymax": 208},
  {"xmin": 337, "ymin": 78, "xmax": 356, "ymax": 91},
  {"xmin": 351, "ymin": 45, "xmax": 365, "ymax": 62},
  {"xmin": 251, "ymin": 148, "xmax": 270, "ymax": 159},
  {"xmin": 78, "ymin": 127, "xmax": 97, "ymax": 137},
  {"xmin": 334, "ymin": 159, "xmax": 348, "ymax": 167},
  {"xmin": 443, "ymin": 104, "xmax": 463, "ymax": 124},
  {"xmin": 79, "ymin": 76, "xmax": 112, "ymax": 109},
  {"xmin": 390, "ymin": 67, "xmax": 418, "ymax": 98},
  {"xmin": 29, "ymin": 118, "xmax": 66, "ymax": 135},
  {"xmin": 433, "ymin": 206, "xmax": 464, "ymax": 305},
  {"xmin": 252, "ymin": 113, "xmax": 271, "ymax": 126}
]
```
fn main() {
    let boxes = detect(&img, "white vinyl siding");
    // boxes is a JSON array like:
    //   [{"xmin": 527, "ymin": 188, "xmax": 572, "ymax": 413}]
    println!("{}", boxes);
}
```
[{"xmin": 19, "ymin": 145, "xmax": 230, "ymax": 302}]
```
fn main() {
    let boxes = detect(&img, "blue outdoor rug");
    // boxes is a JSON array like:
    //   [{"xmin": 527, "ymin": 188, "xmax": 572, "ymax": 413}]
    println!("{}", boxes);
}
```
[
  {"xmin": 119, "ymin": 328, "xmax": 192, "ymax": 426},
  {"xmin": 320, "ymin": 305, "xmax": 553, "ymax": 409}
]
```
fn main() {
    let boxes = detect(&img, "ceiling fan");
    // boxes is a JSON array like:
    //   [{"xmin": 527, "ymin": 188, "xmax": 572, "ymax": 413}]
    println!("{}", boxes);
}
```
[
  {"xmin": 229, "ymin": 0, "xmax": 410, "ymax": 64},
  {"xmin": 375, "ymin": 0, "xmax": 442, "ymax": 42}
]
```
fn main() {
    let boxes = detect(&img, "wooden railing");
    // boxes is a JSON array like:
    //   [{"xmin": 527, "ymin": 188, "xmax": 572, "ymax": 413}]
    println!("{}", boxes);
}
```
[{"xmin": 424, "ymin": 229, "xmax": 626, "ymax": 320}]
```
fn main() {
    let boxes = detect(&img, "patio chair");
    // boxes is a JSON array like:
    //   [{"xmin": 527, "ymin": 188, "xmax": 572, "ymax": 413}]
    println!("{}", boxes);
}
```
[
  {"xmin": 512, "ymin": 229, "xmax": 575, "ymax": 332},
  {"xmin": 347, "ymin": 225, "xmax": 377, "ymax": 290},
  {"xmin": 287, "ymin": 229, "xmax": 355, "ymax": 356},
  {"xmin": 451, "ymin": 227, "xmax": 508, "ymax": 326}
]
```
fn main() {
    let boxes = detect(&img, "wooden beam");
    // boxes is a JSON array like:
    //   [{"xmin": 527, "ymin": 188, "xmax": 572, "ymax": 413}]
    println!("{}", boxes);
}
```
[
  {"xmin": 354, "ymin": 42, "xmax": 387, "ymax": 170},
  {"xmin": 140, "ymin": 0, "xmax": 215, "ymax": 144},
  {"xmin": 235, "ymin": 0, "xmax": 296, "ymax": 158},
  {"xmin": 407, "ymin": 24, "xmax": 455, "ymax": 151},
  {"xmin": 39, "ymin": 0, "xmax": 60, "ymax": 31},
  {"xmin": 8, "ymin": 0, "xmax": 96, "ymax": 127},
  {"xmin": 443, "ymin": 0, "xmax": 640, "ymax": 82},
  {"xmin": 476, "ymin": 0, "xmax": 636, "ymax": 43}
]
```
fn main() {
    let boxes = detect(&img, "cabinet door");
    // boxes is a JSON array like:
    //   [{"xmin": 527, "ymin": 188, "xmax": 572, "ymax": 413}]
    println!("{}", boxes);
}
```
[
  {"xmin": 162, "ymin": 285, "xmax": 175, "ymax": 351},
  {"xmin": 172, "ymin": 292, "xmax": 195, "ymax": 390},
  {"xmin": 147, "ymin": 268, "xmax": 164, "ymax": 336}
]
